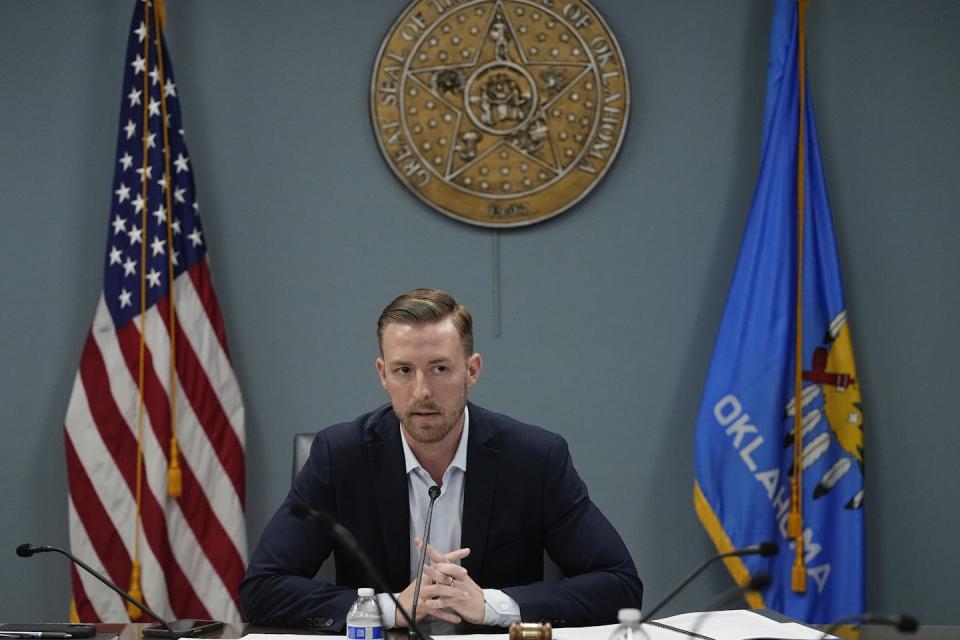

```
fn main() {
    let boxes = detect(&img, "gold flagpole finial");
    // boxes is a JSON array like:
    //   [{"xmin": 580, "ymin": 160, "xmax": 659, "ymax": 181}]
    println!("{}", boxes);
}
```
[{"xmin": 155, "ymin": 0, "xmax": 167, "ymax": 31}]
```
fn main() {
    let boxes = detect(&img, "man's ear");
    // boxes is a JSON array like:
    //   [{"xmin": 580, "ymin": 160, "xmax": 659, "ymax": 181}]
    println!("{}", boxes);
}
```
[
  {"xmin": 376, "ymin": 357, "xmax": 387, "ymax": 389},
  {"xmin": 466, "ymin": 353, "xmax": 482, "ymax": 388}
]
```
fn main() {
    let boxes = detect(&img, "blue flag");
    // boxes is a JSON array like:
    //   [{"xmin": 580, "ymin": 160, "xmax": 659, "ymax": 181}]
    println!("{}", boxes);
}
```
[{"xmin": 693, "ymin": 0, "xmax": 864, "ymax": 624}]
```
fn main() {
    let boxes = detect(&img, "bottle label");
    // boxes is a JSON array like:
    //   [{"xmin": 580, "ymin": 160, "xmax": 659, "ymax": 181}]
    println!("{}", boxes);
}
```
[{"xmin": 347, "ymin": 625, "xmax": 383, "ymax": 639}]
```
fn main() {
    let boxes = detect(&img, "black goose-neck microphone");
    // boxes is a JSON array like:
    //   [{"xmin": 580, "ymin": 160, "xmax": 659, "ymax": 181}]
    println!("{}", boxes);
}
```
[
  {"xmin": 288, "ymin": 502, "xmax": 433, "ymax": 640},
  {"xmin": 410, "ymin": 485, "xmax": 441, "ymax": 640},
  {"xmin": 639, "ymin": 541, "xmax": 778, "ymax": 623},
  {"xmin": 16, "ymin": 543, "xmax": 181, "ymax": 638},
  {"xmin": 703, "ymin": 571, "xmax": 772, "ymax": 611},
  {"xmin": 819, "ymin": 613, "xmax": 919, "ymax": 638},
  {"xmin": 681, "ymin": 572, "xmax": 773, "ymax": 640}
]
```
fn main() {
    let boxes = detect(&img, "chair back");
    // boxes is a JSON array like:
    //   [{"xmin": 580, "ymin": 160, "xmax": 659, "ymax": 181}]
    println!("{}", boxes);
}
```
[{"xmin": 292, "ymin": 432, "xmax": 316, "ymax": 486}]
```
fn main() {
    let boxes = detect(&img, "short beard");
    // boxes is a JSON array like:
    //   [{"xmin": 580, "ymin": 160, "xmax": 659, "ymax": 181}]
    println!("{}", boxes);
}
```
[
  {"xmin": 393, "ymin": 385, "xmax": 467, "ymax": 444},
  {"xmin": 399, "ymin": 401, "xmax": 465, "ymax": 445}
]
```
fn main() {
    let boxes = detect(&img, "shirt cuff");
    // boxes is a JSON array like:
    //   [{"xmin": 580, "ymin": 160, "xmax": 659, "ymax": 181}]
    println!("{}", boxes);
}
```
[
  {"xmin": 482, "ymin": 589, "xmax": 521, "ymax": 626},
  {"xmin": 375, "ymin": 592, "xmax": 398, "ymax": 628}
]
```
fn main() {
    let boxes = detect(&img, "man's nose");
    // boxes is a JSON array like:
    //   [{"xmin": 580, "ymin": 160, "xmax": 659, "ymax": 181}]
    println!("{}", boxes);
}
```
[{"xmin": 413, "ymin": 372, "xmax": 432, "ymax": 400}]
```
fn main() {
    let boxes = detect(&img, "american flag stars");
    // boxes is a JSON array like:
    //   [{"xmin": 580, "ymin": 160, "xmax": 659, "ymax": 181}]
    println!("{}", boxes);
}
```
[
  {"xmin": 127, "ymin": 224, "xmax": 142, "ymax": 246},
  {"xmin": 131, "ymin": 53, "xmax": 146, "ymax": 75},
  {"xmin": 103, "ymin": 34, "xmax": 206, "ymax": 326}
]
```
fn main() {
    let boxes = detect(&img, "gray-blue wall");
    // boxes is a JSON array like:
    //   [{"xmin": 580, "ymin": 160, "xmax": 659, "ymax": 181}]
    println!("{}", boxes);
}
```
[{"xmin": 2, "ymin": 0, "xmax": 958, "ymax": 626}]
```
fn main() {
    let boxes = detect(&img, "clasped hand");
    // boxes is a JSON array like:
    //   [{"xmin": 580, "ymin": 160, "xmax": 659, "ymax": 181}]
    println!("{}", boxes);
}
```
[{"xmin": 396, "ymin": 538, "xmax": 486, "ymax": 626}]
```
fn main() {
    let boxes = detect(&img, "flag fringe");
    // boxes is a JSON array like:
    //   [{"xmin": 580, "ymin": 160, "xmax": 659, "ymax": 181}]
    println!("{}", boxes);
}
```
[{"xmin": 693, "ymin": 481, "xmax": 766, "ymax": 609}]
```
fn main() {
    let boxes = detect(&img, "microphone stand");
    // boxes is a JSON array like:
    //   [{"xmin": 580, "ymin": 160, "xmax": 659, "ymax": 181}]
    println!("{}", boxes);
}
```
[
  {"xmin": 682, "ymin": 572, "xmax": 772, "ymax": 640},
  {"xmin": 289, "ymin": 503, "xmax": 434, "ymax": 640},
  {"xmin": 409, "ymin": 485, "xmax": 441, "ymax": 640},
  {"xmin": 16, "ymin": 544, "xmax": 180, "ymax": 639},
  {"xmin": 819, "ymin": 613, "xmax": 919, "ymax": 639},
  {"xmin": 639, "ymin": 542, "xmax": 778, "ymax": 623}
]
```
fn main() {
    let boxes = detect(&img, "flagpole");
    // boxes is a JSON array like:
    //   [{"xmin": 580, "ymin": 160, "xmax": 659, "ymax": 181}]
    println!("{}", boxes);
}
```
[
  {"xmin": 150, "ymin": 0, "xmax": 183, "ymax": 499},
  {"xmin": 789, "ymin": 0, "xmax": 809, "ymax": 594},
  {"xmin": 129, "ymin": 0, "xmax": 155, "ymax": 619}
]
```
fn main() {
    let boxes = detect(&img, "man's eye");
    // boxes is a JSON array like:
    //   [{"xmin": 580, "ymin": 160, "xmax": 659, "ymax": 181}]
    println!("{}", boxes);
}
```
[
  {"xmin": 396, "ymin": 367, "xmax": 410, "ymax": 375},
  {"xmin": 434, "ymin": 366, "xmax": 448, "ymax": 374}
]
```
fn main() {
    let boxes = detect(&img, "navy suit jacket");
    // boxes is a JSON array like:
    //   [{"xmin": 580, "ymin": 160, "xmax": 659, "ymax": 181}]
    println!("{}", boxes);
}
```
[{"xmin": 239, "ymin": 403, "xmax": 643, "ymax": 630}]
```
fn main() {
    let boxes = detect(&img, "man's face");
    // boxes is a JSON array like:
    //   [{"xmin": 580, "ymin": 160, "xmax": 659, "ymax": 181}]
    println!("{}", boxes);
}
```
[{"xmin": 376, "ymin": 318, "xmax": 481, "ymax": 445}]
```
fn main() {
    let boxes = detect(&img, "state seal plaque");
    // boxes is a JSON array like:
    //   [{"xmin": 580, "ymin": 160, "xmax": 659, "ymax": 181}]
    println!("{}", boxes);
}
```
[{"xmin": 371, "ymin": 0, "xmax": 629, "ymax": 227}]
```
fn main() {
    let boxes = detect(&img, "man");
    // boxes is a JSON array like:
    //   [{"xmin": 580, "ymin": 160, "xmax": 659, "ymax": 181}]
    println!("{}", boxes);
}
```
[{"xmin": 240, "ymin": 289, "xmax": 643, "ymax": 631}]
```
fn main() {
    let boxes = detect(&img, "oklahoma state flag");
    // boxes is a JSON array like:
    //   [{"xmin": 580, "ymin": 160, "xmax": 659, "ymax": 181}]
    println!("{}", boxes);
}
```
[{"xmin": 692, "ymin": 0, "xmax": 864, "ymax": 624}]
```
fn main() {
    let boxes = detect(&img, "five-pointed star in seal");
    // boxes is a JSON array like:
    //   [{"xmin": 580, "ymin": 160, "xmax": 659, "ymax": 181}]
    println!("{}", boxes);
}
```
[{"xmin": 401, "ymin": 0, "xmax": 594, "ymax": 182}]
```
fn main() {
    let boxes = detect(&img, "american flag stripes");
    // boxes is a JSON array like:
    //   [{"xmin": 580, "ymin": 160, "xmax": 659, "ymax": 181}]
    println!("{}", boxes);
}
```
[{"xmin": 64, "ymin": 0, "xmax": 246, "ymax": 622}]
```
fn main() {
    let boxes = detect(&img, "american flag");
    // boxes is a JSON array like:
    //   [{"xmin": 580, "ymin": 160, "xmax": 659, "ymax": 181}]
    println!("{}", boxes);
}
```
[{"xmin": 63, "ymin": 0, "xmax": 246, "ymax": 622}]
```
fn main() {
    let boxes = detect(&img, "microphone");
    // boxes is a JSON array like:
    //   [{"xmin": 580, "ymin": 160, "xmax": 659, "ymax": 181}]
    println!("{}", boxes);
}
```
[
  {"xmin": 702, "ymin": 571, "xmax": 772, "ymax": 611},
  {"xmin": 684, "ymin": 572, "xmax": 772, "ymax": 640},
  {"xmin": 819, "ymin": 613, "xmax": 919, "ymax": 638},
  {"xmin": 16, "ymin": 543, "xmax": 180, "ymax": 638},
  {"xmin": 288, "ymin": 502, "xmax": 433, "ymax": 640},
  {"xmin": 410, "ymin": 485, "xmax": 441, "ymax": 640},
  {"xmin": 639, "ymin": 542, "xmax": 779, "ymax": 623}
]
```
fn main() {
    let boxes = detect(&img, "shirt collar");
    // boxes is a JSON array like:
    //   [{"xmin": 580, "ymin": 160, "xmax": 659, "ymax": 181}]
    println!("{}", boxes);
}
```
[{"xmin": 400, "ymin": 405, "xmax": 470, "ymax": 475}]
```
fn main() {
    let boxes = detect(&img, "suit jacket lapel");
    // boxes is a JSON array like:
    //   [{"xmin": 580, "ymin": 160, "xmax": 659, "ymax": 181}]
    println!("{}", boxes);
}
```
[
  {"xmin": 461, "ymin": 404, "xmax": 501, "ymax": 579},
  {"xmin": 366, "ymin": 409, "xmax": 411, "ymax": 591}
]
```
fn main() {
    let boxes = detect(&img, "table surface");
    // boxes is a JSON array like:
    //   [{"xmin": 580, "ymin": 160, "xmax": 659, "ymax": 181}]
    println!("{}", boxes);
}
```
[{"xmin": 91, "ymin": 622, "xmax": 960, "ymax": 640}]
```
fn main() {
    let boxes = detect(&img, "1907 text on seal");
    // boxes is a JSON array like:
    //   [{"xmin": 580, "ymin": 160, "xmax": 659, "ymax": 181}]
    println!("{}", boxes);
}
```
[{"xmin": 371, "ymin": 0, "xmax": 630, "ymax": 227}]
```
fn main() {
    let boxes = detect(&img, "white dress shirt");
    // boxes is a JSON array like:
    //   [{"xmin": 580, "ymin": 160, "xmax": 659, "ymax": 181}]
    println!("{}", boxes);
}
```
[{"xmin": 376, "ymin": 406, "xmax": 521, "ymax": 628}]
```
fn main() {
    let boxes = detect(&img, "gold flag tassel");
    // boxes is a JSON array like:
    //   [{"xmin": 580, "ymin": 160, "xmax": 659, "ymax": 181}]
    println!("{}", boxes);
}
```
[
  {"xmin": 789, "ymin": 0, "xmax": 810, "ymax": 594},
  {"xmin": 168, "ymin": 436, "xmax": 182, "ymax": 497},
  {"xmin": 127, "ymin": 560, "xmax": 143, "ymax": 620},
  {"xmin": 69, "ymin": 597, "xmax": 80, "ymax": 623}
]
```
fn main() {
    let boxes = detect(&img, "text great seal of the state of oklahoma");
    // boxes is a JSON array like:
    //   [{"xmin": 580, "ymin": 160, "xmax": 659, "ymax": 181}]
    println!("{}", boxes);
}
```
[{"xmin": 371, "ymin": 0, "xmax": 629, "ymax": 228}]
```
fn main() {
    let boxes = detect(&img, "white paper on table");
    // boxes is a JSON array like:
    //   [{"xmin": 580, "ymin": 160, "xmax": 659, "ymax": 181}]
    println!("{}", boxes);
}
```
[{"xmin": 652, "ymin": 610, "xmax": 836, "ymax": 640}]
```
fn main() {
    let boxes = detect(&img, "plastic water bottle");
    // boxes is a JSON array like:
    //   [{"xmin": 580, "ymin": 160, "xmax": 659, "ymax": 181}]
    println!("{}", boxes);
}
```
[
  {"xmin": 608, "ymin": 608, "xmax": 642, "ymax": 640},
  {"xmin": 346, "ymin": 587, "xmax": 383, "ymax": 639}
]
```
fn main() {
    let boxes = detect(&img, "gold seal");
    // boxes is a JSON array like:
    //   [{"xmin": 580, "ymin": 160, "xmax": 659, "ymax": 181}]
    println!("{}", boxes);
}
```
[{"xmin": 371, "ymin": 0, "xmax": 629, "ymax": 227}]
